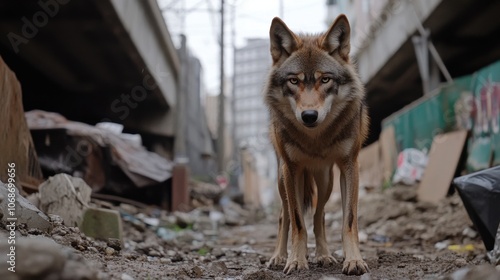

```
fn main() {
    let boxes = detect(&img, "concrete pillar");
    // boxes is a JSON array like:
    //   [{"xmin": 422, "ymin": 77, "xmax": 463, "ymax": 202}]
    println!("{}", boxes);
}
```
[
  {"xmin": 412, "ymin": 29, "xmax": 442, "ymax": 95},
  {"xmin": 171, "ymin": 35, "xmax": 190, "ymax": 212},
  {"xmin": 171, "ymin": 159, "xmax": 190, "ymax": 212}
]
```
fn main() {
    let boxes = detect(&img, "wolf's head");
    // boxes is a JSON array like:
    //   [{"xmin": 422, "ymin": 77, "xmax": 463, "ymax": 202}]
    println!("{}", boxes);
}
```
[{"xmin": 265, "ymin": 15, "xmax": 364, "ymax": 131}]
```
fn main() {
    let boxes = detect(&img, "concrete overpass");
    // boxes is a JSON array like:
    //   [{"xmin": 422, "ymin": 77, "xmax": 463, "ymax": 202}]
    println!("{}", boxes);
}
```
[
  {"xmin": 0, "ymin": 0, "xmax": 179, "ymax": 138},
  {"xmin": 355, "ymin": 0, "xmax": 500, "ymax": 143}
]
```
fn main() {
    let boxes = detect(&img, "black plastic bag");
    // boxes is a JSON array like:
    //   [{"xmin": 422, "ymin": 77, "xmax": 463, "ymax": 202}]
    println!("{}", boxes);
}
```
[{"xmin": 453, "ymin": 165, "xmax": 500, "ymax": 251}]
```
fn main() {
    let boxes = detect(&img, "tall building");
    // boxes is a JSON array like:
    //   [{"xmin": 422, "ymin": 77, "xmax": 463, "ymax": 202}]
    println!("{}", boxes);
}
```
[
  {"xmin": 233, "ymin": 38, "xmax": 277, "ymax": 207},
  {"xmin": 204, "ymin": 90, "xmax": 233, "ymax": 169},
  {"xmin": 233, "ymin": 38, "xmax": 272, "ymax": 146}
]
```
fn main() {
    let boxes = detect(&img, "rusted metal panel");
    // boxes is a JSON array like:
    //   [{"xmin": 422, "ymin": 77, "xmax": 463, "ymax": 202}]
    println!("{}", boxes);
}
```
[{"xmin": 0, "ymin": 56, "xmax": 43, "ymax": 190}]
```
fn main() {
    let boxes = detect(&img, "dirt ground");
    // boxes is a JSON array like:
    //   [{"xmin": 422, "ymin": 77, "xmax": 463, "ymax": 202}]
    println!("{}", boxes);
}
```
[{"xmin": 2, "ymin": 185, "xmax": 498, "ymax": 280}]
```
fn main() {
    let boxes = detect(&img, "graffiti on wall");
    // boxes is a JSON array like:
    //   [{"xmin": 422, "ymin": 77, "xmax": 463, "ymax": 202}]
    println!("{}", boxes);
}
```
[{"xmin": 455, "ymin": 81, "xmax": 500, "ymax": 136}]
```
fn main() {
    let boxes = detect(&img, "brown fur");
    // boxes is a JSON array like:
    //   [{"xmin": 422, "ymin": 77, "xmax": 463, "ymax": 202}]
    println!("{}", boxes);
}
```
[{"xmin": 265, "ymin": 15, "xmax": 369, "ymax": 276}]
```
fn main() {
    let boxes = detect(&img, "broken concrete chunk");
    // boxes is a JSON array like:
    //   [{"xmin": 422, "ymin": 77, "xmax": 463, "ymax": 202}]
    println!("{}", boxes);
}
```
[
  {"xmin": 39, "ymin": 174, "xmax": 92, "ymax": 227},
  {"xmin": 0, "ymin": 236, "xmax": 98, "ymax": 280},
  {"xmin": 80, "ymin": 207, "xmax": 123, "ymax": 242},
  {"xmin": 0, "ymin": 181, "xmax": 51, "ymax": 233}
]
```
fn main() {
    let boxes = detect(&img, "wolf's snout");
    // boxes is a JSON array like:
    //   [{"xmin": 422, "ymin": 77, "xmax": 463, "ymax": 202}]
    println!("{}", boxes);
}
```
[{"xmin": 301, "ymin": 110, "xmax": 318, "ymax": 126}]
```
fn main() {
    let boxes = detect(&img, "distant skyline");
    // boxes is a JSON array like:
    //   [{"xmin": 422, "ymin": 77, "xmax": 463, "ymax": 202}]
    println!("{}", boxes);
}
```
[{"xmin": 160, "ymin": 0, "xmax": 327, "ymax": 93}]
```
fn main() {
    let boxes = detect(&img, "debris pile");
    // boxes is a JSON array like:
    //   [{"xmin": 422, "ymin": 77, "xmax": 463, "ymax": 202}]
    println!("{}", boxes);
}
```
[
  {"xmin": 25, "ymin": 110, "xmax": 173, "ymax": 194},
  {"xmin": 356, "ymin": 186, "xmax": 481, "ymax": 249}
]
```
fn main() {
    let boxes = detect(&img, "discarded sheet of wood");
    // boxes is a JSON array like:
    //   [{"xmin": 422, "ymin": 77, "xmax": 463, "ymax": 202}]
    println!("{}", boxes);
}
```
[
  {"xmin": 379, "ymin": 126, "xmax": 398, "ymax": 183},
  {"xmin": 417, "ymin": 130, "xmax": 468, "ymax": 203},
  {"xmin": 358, "ymin": 141, "xmax": 384, "ymax": 190}
]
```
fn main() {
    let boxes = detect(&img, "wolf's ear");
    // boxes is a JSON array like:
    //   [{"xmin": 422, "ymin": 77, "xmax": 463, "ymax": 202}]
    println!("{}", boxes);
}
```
[
  {"xmin": 322, "ymin": 14, "xmax": 351, "ymax": 61},
  {"xmin": 269, "ymin": 17, "xmax": 299, "ymax": 64}
]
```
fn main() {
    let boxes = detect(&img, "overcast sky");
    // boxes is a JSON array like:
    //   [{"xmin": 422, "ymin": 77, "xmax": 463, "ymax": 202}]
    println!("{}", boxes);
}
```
[{"xmin": 160, "ymin": 0, "xmax": 327, "ymax": 93}]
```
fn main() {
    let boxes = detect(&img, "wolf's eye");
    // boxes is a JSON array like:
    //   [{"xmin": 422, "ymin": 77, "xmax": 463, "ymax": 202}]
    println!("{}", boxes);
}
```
[
  {"xmin": 289, "ymin": 78, "xmax": 298, "ymax": 85},
  {"xmin": 321, "ymin": 77, "xmax": 331, "ymax": 84}
]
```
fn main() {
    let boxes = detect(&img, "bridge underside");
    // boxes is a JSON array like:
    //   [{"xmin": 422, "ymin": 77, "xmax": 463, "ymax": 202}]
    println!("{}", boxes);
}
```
[
  {"xmin": 362, "ymin": 0, "xmax": 500, "ymax": 144},
  {"xmin": 0, "ymin": 0, "xmax": 177, "ymax": 136}
]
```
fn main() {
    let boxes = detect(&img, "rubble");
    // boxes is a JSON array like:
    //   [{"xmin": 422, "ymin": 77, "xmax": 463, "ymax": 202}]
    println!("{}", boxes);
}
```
[
  {"xmin": 446, "ymin": 264, "xmax": 500, "ymax": 280},
  {"xmin": 0, "ymin": 173, "xmax": 490, "ymax": 279},
  {"xmin": 357, "ymin": 185, "xmax": 480, "ymax": 247},
  {"xmin": 26, "ymin": 110, "xmax": 173, "ymax": 192},
  {"xmin": 80, "ymin": 207, "xmax": 123, "ymax": 241},
  {"xmin": 0, "ymin": 181, "xmax": 51, "ymax": 232},
  {"xmin": 0, "ymin": 236, "xmax": 98, "ymax": 280},
  {"xmin": 38, "ymin": 174, "xmax": 92, "ymax": 227},
  {"xmin": 190, "ymin": 180, "xmax": 224, "ymax": 207}
]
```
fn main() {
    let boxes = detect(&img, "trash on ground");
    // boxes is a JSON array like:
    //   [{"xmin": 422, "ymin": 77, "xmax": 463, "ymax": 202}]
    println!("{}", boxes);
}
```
[{"xmin": 392, "ymin": 148, "xmax": 428, "ymax": 185}]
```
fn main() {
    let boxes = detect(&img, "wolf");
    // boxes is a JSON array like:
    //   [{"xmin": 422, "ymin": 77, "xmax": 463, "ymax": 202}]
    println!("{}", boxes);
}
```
[{"xmin": 264, "ymin": 14, "xmax": 369, "ymax": 275}]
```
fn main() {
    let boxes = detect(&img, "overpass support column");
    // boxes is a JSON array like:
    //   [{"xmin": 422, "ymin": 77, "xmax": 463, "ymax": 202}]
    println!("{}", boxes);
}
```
[{"xmin": 412, "ymin": 29, "xmax": 440, "ymax": 95}]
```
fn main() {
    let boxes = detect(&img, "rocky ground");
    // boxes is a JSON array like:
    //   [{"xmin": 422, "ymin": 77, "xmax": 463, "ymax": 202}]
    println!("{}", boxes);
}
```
[{"xmin": 1, "ymin": 184, "xmax": 500, "ymax": 280}]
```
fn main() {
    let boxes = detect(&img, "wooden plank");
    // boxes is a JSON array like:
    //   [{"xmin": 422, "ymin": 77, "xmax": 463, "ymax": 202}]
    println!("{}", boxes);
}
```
[
  {"xmin": 379, "ymin": 126, "xmax": 398, "ymax": 183},
  {"xmin": 241, "ymin": 149, "xmax": 261, "ymax": 207},
  {"xmin": 358, "ymin": 141, "xmax": 384, "ymax": 190},
  {"xmin": 417, "ymin": 130, "xmax": 468, "ymax": 203}
]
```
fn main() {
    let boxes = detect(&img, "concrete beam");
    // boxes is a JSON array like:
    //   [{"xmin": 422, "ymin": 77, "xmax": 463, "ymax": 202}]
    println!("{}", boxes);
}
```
[
  {"xmin": 109, "ymin": 0, "xmax": 180, "ymax": 108},
  {"xmin": 355, "ymin": 0, "xmax": 442, "ymax": 84}
]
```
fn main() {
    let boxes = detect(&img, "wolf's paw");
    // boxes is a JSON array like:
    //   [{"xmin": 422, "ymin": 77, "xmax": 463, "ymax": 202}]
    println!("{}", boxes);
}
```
[
  {"xmin": 316, "ymin": 254, "xmax": 338, "ymax": 266},
  {"xmin": 283, "ymin": 257, "xmax": 308, "ymax": 274},
  {"xmin": 342, "ymin": 259, "xmax": 369, "ymax": 275},
  {"xmin": 267, "ymin": 254, "xmax": 287, "ymax": 269}
]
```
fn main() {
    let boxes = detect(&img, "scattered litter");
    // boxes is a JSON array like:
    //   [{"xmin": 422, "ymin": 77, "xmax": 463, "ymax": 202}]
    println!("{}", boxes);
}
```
[
  {"xmin": 371, "ymin": 234, "xmax": 391, "ymax": 244},
  {"xmin": 359, "ymin": 231, "xmax": 368, "ymax": 243},
  {"xmin": 435, "ymin": 240, "xmax": 450, "ymax": 251},
  {"xmin": 463, "ymin": 227, "xmax": 478, "ymax": 239},
  {"xmin": 448, "ymin": 244, "xmax": 475, "ymax": 253},
  {"xmin": 392, "ymin": 148, "xmax": 427, "ymax": 185}
]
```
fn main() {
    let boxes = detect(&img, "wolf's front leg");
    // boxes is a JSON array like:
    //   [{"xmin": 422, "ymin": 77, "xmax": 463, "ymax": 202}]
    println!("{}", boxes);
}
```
[
  {"xmin": 313, "ymin": 166, "xmax": 337, "ymax": 266},
  {"xmin": 339, "ymin": 160, "xmax": 369, "ymax": 275},
  {"xmin": 282, "ymin": 163, "xmax": 308, "ymax": 274},
  {"xmin": 268, "ymin": 172, "xmax": 289, "ymax": 268}
]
